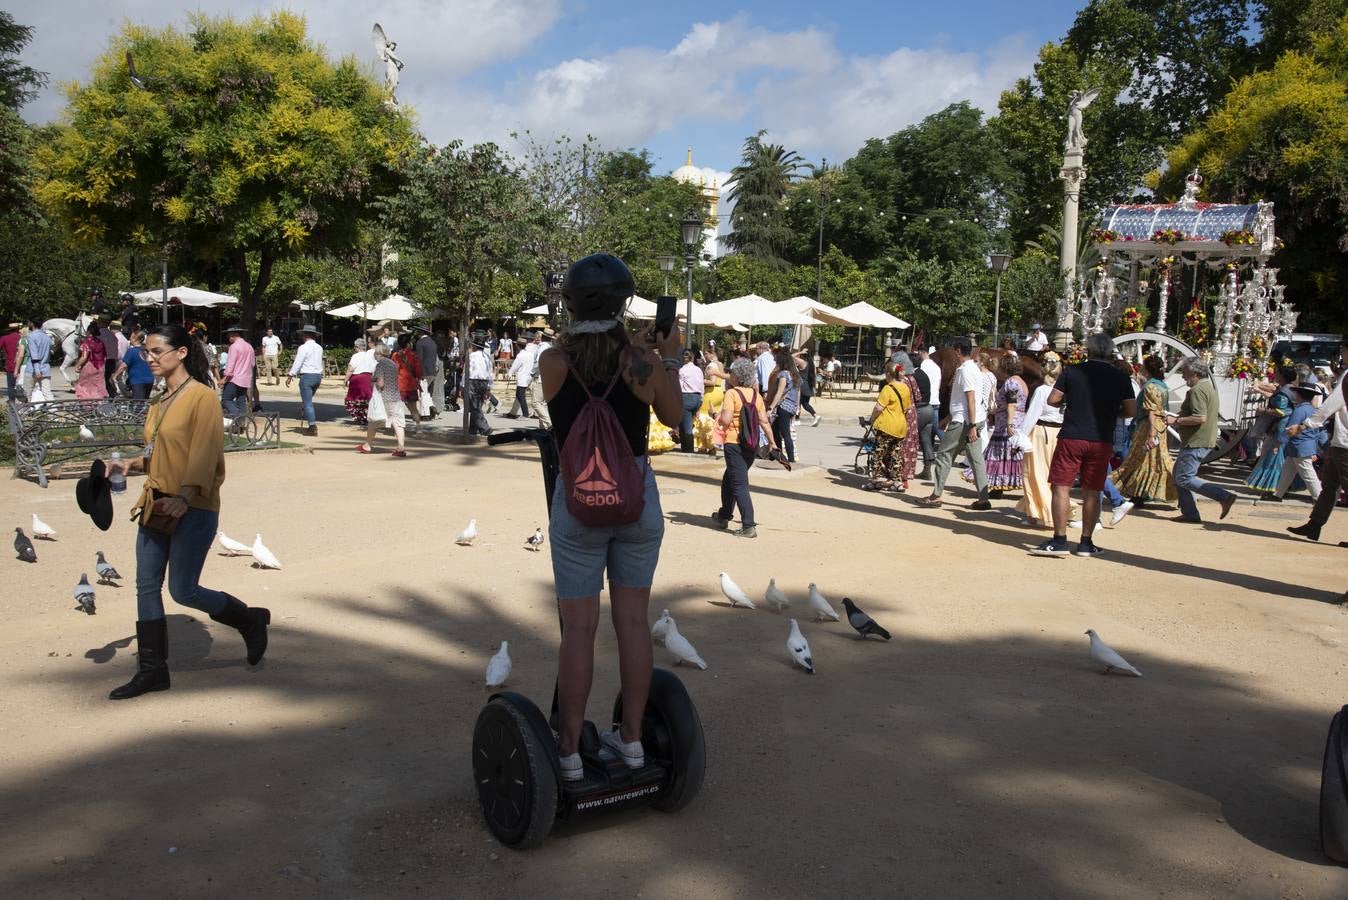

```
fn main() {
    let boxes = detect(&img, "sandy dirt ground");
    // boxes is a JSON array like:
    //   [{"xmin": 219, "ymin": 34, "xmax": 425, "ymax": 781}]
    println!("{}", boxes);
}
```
[{"xmin": 2, "ymin": 421, "xmax": 1347, "ymax": 899}]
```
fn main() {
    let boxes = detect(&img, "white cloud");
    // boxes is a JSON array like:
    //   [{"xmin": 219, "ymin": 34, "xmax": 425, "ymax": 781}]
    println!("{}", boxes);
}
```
[
  {"xmin": 20, "ymin": 7, "xmax": 1034, "ymax": 170},
  {"xmin": 19, "ymin": 0, "xmax": 561, "ymax": 124}
]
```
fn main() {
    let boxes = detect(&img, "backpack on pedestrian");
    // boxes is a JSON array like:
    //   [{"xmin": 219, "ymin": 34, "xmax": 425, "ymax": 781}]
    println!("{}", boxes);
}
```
[
  {"xmin": 558, "ymin": 349, "xmax": 647, "ymax": 527},
  {"xmin": 735, "ymin": 387, "xmax": 763, "ymax": 455}
]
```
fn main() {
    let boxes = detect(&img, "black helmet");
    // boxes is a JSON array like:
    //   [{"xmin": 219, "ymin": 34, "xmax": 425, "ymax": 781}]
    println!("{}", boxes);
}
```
[{"xmin": 562, "ymin": 253, "xmax": 633, "ymax": 321}]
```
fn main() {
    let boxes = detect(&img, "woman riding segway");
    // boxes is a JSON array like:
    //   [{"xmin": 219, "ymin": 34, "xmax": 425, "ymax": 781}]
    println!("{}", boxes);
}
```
[{"xmin": 538, "ymin": 253, "xmax": 684, "ymax": 781}]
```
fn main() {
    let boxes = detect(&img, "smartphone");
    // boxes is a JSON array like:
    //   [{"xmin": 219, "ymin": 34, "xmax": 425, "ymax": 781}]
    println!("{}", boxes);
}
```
[{"xmin": 654, "ymin": 295, "xmax": 678, "ymax": 339}]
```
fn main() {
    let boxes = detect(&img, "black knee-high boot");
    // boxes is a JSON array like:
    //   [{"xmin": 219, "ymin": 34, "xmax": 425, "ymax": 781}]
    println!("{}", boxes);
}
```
[
  {"xmin": 109, "ymin": 619, "xmax": 170, "ymax": 700},
  {"xmin": 210, "ymin": 595, "xmax": 271, "ymax": 665}
]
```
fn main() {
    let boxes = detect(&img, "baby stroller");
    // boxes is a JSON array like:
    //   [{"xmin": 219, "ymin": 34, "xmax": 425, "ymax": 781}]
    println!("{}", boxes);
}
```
[{"xmin": 853, "ymin": 415, "xmax": 875, "ymax": 474}]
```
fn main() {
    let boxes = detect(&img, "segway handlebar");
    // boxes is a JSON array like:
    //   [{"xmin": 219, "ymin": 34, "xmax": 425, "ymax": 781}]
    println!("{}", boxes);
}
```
[
  {"xmin": 488, "ymin": 427, "xmax": 560, "ymax": 514},
  {"xmin": 487, "ymin": 428, "xmax": 552, "ymax": 446}
]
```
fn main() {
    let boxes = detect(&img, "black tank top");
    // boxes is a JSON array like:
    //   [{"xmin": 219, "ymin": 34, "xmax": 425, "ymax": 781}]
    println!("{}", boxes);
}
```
[{"xmin": 551, "ymin": 367, "xmax": 650, "ymax": 458}]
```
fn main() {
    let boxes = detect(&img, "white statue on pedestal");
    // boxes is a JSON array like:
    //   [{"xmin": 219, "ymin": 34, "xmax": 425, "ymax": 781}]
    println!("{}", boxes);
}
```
[
  {"xmin": 372, "ymin": 23, "xmax": 404, "ymax": 101},
  {"xmin": 1065, "ymin": 88, "xmax": 1100, "ymax": 152}
]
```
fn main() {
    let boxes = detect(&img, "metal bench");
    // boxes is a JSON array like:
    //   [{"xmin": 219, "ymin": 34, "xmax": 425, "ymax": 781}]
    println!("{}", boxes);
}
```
[{"xmin": 6, "ymin": 398, "xmax": 282, "ymax": 488}]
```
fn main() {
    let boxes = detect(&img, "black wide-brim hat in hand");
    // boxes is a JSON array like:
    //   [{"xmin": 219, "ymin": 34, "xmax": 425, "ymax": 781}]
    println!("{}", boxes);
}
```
[{"xmin": 76, "ymin": 459, "xmax": 114, "ymax": 532}]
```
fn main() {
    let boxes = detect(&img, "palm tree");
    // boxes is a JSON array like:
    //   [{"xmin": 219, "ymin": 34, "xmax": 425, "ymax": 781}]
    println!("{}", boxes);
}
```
[{"xmin": 724, "ymin": 130, "xmax": 802, "ymax": 265}]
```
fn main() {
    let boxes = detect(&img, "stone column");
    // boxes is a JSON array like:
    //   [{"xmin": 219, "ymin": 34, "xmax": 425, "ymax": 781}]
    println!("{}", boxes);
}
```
[{"xmin": 1057, "ymin": 147, "xmax": 1086, "ymax": 337}]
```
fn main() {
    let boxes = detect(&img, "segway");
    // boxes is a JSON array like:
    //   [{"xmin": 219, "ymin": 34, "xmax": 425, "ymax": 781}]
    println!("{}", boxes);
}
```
[
  {"xmin": 1321, "ymin": 704, "xmax": 1348, "ymax": 864},
  {"xmin": 473, "ymin": 428, "xmax": 706, "ymax": 849}
]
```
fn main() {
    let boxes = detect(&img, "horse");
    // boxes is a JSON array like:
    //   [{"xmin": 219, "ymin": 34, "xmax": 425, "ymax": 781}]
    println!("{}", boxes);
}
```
[{"xmin": 40, "ymin": 313, "xmax": 95, "ymax": 387}]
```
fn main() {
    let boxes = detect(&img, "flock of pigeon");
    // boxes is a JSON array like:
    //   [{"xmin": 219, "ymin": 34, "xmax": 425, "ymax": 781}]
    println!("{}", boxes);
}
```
[
  {"xmin": 14, "ymin": 513, "xmax": 116, "ymax": 615},
  {"xmin": 480, "ymin": 568, "xmax": 1144, "ymax": 687}
]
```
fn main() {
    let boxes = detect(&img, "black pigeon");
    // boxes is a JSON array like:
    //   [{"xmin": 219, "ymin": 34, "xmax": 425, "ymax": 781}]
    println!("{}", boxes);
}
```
[
  {"xmin": 74, "ymin": 574, "xmax": 96, "ymax": 615},
  {"xmin": 14, "ymin": 527, "xmax": 36, "ymax": 563},
  {"xmin": 841, "ymin": 597, "xmax": 891, "ymax": 641}
]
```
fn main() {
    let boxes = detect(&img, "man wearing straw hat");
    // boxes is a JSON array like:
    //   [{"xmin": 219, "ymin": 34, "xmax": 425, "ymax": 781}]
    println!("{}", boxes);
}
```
[
  {"xmin": 286, "ymin": 325, "xmax": 324, "ymax": 436},
  {"xmin": 221, "ymin": 324, "xmax": 256, "ymax": 421}
]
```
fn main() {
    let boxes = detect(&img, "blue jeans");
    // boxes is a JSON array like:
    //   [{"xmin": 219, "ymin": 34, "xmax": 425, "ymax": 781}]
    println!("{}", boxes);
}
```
[
  {"xmin": 1101, "ymin": 471, "xmax": 1125, "ymax": 507},
  {"xmin": 680, "ymin": 392, "xmax": 702, "ymax": 444},
  {"xmin": 298, "ymin": 372, "xmax": 321, "ymax": 426},
  {"xmin": 135, "ymin": 508, "xmax": 229, "ymax": 621},
  {"xmin": 772, "ymin": 407, "xmax": 796, "ymax": 462},
  {"xmin": 221, "ymin": 382, "xmax": 248, "ymax": 418},
  {"xmin": 1173, "ymin": 446, "xmax": 1234, "ymax": 521}
]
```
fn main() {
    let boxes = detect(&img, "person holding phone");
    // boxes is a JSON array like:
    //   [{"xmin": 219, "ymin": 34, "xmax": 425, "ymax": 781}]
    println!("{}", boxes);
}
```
[
  {"xmin": 537, "ymin": 254, "xmax": 683, "ymax": 782},
  {"xmin": 104, "ymin": 324, "xmax": 271, "ymax": 700}
]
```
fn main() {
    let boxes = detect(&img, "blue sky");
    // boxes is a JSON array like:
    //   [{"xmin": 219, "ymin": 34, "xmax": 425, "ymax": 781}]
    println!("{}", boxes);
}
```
[{"xmin": 20, "ymin": 0, "xmax": 1082, "ymax": 179}]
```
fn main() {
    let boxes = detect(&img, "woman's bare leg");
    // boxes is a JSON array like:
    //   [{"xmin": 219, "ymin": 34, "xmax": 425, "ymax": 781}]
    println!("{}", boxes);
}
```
[
  {"xmin": 609, "ymin": 583, "xmax": 653, "ymax": 743},
  {"xmin": 556, "ymin": 597, "xmax": 600, "ymax": 756},
  {"xmin": 392, "ymin": 419, "xmax": 405, "ymax": 451},
  {"xmin": 363, "ymin": 419, "xmax": 376, "ymax": 451}
]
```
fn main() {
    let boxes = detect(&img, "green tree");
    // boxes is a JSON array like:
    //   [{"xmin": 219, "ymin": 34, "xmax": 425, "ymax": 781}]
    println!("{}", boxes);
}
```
[
  {"xmin": 379, "ymin": 141, "xmax": 533, "ymax": 344},
  {"xmin": 0, "ymin": 12, "xmax": 47, "ymax": 214},
  {"xmin": 34, "ymin": 12, "xmax": 418, "ymax": 332},
  {"xmin": 586, "ymin": 175, "xmax": 704, "ymax": 299},
  {"xmin": 724, "ymin": 130, "xmax": 803, "ymax": 264},
  {"xmin": 0, "ymin": 213, "xmax": 130, "ymax": 324},
  {"xmin": 1158, "ymin": 12, "xmax": 1348, "ymax": 331}
]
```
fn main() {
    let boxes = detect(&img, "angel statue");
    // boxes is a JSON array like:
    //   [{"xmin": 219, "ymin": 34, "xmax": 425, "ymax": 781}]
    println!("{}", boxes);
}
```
[
  {"xmin": 1065, "ymin": 87, "xmax": 1100, "ymax": 153},
  {"xmin": 372, "ymin": 23, "xmax": 404, "ymax": 99}
]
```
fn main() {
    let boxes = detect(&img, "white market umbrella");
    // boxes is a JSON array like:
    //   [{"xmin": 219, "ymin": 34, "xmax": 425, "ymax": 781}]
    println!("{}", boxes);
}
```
[
  {"xmin": 700, "ymin": 295, "xmax": 818, "ymax": 327},
  {"xmin": 326, "ymin": 294, "xmax": 426, "ymax": 321},
  {"xmin": 132, "ymin": 286, "xmax": 238, "ymax": 308},
  {"xmin": 835, "ymin": 301, "xmax": 911, "ymax": 376}
]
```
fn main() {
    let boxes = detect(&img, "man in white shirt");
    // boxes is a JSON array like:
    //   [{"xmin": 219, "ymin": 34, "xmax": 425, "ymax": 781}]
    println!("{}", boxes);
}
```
[
  {"xmin": 1286, "ymin": 355, "xmax": 1348, "ymax": 543},
  {"xmin": 260, "ymin": 328, "xmax": 282, "ymax": 385},
  {"xmin": 526, "ymin": 331, "xmax": 552, "ymax": 428},
  {"xmin": 1026, "ymin": 324, "xmax": 1050, "ymax": 354},
  {"xmin": 505, "ymin": 337, "xmax": 535, "ymax": 419},
  {"xmin": 920, "ymin": 337, "xmax": 990, "ymax": 509},
  {"xmin": 465, "ymin": 335, "xmax": 494, "ymax": 436},
  {"xmin": 285, "ymin": 324, "xmax": 324, "ymax": 435},
  {"xmin": 754, "ymin": 341, "xmax": 774, "ymax": 392}
]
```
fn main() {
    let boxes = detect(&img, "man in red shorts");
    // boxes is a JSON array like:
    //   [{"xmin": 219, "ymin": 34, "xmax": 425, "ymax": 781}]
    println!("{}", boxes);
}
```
[{"xmin": 1031, "ymin": 331, "xmax": 1135, "ymax": 557}]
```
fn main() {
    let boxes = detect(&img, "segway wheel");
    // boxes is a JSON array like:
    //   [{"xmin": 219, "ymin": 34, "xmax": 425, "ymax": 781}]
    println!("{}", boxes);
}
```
[
  {"xmin": 472, "ymin": 697, "xmax": 558, "ymax": 849},
  {"xmin": 613, "ymin": 668, "xmax": 706, "ymax": 813},
  {"xmin": 1321, "ymin": 705, "xmax": 1348, "ymax": 864}
]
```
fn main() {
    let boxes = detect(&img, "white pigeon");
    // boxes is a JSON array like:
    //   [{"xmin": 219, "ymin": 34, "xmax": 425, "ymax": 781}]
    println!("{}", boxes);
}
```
[
  {"xmin": 651, "ymin": 609, "xmax": 673, "ymax": 645},
  {"xmin": 31, "ymin": 513, "xmax": 57, "ymax": 540},
  {"xmin": 218, "ymin": 532, "xmax": 252, "ymax": 556},
  {"xmin": 664, "ymin": 620, "xmax": 707, "ymax": 670},
  {"xmin": 94, "ymin": 551, "xmax": 121, "ymax": 584},
  {"xmin": 525, "ymin": 527, "xmax": 544, "ymax": 551},
  {"xmin": 807, "ymin": 583, "xmax": 840, "ymax": 622},
  {"xmin": 456, "ymin": 519, "xmax": 477, "ymax": 546},
  {"xmin": 79, "ymin": 424, "xmax": 95, "ymax": 441},
  {"xmin": 718, "ymin": 572, "xmax": 756, "ymax": 609},
  {"xmin": 73, "ymin": 573, "xmax": 96, "ymax": 615},
  {"xmin": 787, "ymin": 618, "xmax": 814, "ymax": 674},
  {"xmin": 251, "ymin": 533, "xmax": 282, "ymax": 570},
  {"xmin": 484, "ymin": 641, "xmax": 512, "ymax": 688},
  {"xmin": 1085, "ymin": 629, "xmax": 1142, "ymax": 677},
  {"xmin": 764, "ymin": 578, "xmax": 791, "ymax": 613}
]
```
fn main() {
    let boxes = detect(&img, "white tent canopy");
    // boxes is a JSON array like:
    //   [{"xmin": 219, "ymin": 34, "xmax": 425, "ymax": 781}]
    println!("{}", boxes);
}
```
[
  {"xmin": 699, "ymin": 294, "xmax": 818, "ymax": 327},
  {"xmin": 325, "ymin": 295, "xmax": 426, "ymax": 321},
  {"xmin": 132, "ymin": 286, "xmax": 238, "ymax": 308},
  {"xmin": 776, "ymin": 295, "xmax": 868, "ymax": 326},
  {"xmin": 837, "ymin": 301, "xmax": 910, "ymax": 330},
  {"xmin": 522, "ymin": 295, "xmax": 747, "ymax": 330}
]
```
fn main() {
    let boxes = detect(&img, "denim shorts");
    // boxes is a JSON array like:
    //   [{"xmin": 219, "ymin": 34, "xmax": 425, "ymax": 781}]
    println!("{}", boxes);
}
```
[{"xmin": 550, "ymin": 460, "xmax": 664, "ymax": 598}]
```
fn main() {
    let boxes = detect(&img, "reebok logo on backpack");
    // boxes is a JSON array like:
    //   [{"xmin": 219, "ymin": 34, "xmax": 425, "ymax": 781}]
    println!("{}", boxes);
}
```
[{"xmin": 560, "ymin": 351, "xmax": 647, "ymax": 527}]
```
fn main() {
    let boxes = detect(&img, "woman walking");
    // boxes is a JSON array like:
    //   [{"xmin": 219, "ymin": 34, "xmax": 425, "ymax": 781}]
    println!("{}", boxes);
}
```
[
  {"xmin": 393, "ymin": 333, "xmax": 423, "ymax": 432},
  {"xmin": 113, "ymin": 329, "xmax": 156, "ymax": 400},
  {"xmin": 103, "ymin": 324, "xmax": 270, "ymax": 700},
  {"xmin": 867, "ymin": 365, "xmax": 913, "ymax": 492},
  {"xmin": 713, "ymin": 357, "xmax": 784, "ymax": 538},
  {"xmin": 1112, "ymin": 354, "xmax": 1176, "ymax": 504},
  {"xmin": 1246, "ymin": 365, "xmax": 1297, "ymax": 495},
  {"xmin": 795, "ymin": 347, "xmax": 820, "ymax": 426},
  {"xmin": 358, "ymin": 343, "xmax": 408, "ymax": 457},
  {"xmin": 983, "ymin": 354, "xmax": 1028, "ymax": 493},
  {"xmin": 344, "ymin": 338, "xmax": 376, "ymax": 425},
  {"xmin": 536, "ymin": 253, "xmax": 682, "ymax": 781},
  {"xmin": 765, "ymin": 347, "xmax": 801, "ymax": 463},
  {"xmin": 75, "ymin": 321, "xmax": 109, "ymax": 400},
  {"xmin": 1014, "ymin": 351, "xmax": 1063, "ymax": 528}
]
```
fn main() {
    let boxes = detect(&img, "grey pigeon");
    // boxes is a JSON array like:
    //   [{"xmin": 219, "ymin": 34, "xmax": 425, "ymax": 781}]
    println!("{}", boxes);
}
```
[
  {"xmin": 841, "ymin": 597, "xmax": 891, "ymax": 641},
  {"xmin": 95, "ymin": 551, "xmax": 121, "ymax": 584},
  {"xmin": 14, "ymin": 527, "xmax": 36, "ymax": 563},
  {"xmin": 74, "ymin": 574, "xmax": 96, "ymax": 615}
]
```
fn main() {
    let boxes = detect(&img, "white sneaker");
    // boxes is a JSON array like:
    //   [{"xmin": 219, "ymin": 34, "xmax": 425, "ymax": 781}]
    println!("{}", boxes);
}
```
[
  {"xmin": 559, "ymin": 752, "xmax": 583, "ymax": 782},
  {"xmin": 1109, "ymin": 501, "xmax": 1134, "ymax": 528},
  {"xmin": 811, "ymin": 414, "xmax": 821, "ymax": 427},
  {"xmin": 600, "ymin": 729, "xmax": 644, "ymax": 769}
]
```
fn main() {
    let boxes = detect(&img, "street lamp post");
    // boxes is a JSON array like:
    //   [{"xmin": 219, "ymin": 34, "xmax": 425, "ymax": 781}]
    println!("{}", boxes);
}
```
[
  {"xmin": 987, "ymin": 251, "xmax": 1012, "ymax": 346},
  {"xmin": 816, "ymin": 158, "xmax": 827, "ymax": 305},
  {"xmin": 656, "ymin": 255, "xmax": 676, "ymax": 296},
  {"xmin": 680, "ymin": 210, "xmax": 701, "ymax": 351}
]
